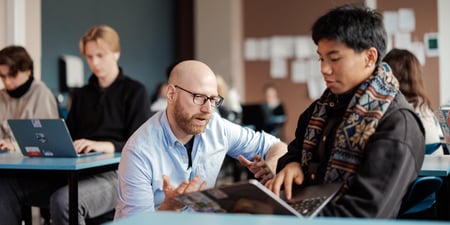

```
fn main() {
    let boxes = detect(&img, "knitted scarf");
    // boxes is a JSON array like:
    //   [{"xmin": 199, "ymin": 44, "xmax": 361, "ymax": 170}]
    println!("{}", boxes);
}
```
[{"xmin": 301, "ymin": 63, "xmax": 399, "ymax": 183}]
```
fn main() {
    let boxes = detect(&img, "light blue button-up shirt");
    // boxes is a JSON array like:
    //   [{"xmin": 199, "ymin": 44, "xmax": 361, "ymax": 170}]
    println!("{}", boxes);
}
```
[{"xmin": 115, "ymin": 110, "xmax": 280, "ymax": 218}]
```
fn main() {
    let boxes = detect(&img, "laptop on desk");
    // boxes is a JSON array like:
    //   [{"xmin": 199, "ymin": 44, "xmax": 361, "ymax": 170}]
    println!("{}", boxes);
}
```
[
  {"xmin": 175, "ymin": 179, "xmax": 343, "ymax": 218},
  {"xmin": 7, "ymin": 119, "xmax": 103, "ymax": 158}
]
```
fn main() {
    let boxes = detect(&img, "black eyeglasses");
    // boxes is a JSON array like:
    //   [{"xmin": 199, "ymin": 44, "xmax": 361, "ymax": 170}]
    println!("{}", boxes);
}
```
[{"xmin": 174, "ymin": 85, "xmax": 224, "ymax": 107}]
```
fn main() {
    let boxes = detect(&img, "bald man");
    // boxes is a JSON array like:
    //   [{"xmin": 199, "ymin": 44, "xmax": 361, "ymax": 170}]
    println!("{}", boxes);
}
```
[{"xmin": 114, "ymin": 60, "xmax": 287, "ymax": 218}]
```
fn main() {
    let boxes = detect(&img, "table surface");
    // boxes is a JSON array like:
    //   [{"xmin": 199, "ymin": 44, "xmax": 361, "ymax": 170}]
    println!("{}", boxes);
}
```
[
  {"xmin": 107, "ymin": 211, "xmax": 449, "ymax": 225},
  {"xmin": 0, "ymin": 151, "xmax": 121, "ymax": 170},
  {"xmin": 419, "ymin": 155, "xmax": 450, "ymax": 176}
]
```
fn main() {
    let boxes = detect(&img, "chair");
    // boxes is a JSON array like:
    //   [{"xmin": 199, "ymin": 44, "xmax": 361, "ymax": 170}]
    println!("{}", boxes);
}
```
[
  {"xmin": 241, "ymin": 104, "xmax": 265, "ymax": 132},
  {"xmin": 398, "ymin": 176, "xmax": 443, "ymax": 219}
]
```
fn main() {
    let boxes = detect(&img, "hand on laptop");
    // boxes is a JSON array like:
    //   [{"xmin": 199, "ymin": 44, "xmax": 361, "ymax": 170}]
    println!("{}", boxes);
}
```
[
  {"xmin": 265, "ymin": 162, "xmax": 304, "ymax": 200},
  {"xmin": 0, "ymin": 139, "xmax": 14, "ymax": 152},
  {"xmin": 73, "ymin": 139, "xmax": 115, "ymax": 153},
  {"xmin": 158, "ymin": 175, "xmax": 207, "ymax": 211},
  {"xmin": 238, "ymin": 154, "xmax": 274, "ymax": 184}
]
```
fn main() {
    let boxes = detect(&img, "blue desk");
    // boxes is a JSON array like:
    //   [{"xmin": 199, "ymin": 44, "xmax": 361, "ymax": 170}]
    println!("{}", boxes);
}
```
[
  {"xmin": 419, "ymin": 155, "xmax": 450, "ymax": 220},
  {"xmin": 107, "ymin": 211, "xmax": 449, "ymax": 225},
  {"xmin": 420, "ymin": 155, "xmax": 450, "ymax": 177},
  {"xmin": 0, "ymin": 152, "xmax": 121, "ymax": 225}
]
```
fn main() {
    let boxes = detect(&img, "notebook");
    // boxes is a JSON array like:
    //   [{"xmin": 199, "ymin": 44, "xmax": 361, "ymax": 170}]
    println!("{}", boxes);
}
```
[
  {"xmin": 7, "ymin": 119, "xmax": 103, "ymax": 157},
  {"xmin": 175, "ymin": 179, "xmax": 343, "ymax": 218}
]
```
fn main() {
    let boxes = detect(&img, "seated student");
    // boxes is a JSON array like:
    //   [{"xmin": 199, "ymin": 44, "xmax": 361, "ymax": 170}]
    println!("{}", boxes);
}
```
[
  {"xmin": 383, "ymin": 48, "xmax": 444, "ymax": 155},
  {"xmin": 216, "ymin": 74, "xmax": 242, "ymax": 124},
  {"xmin": 150, "ymin": 82, "xmax": 168, "ymax": 112},
  {"xmin": 114, "ymin": 60, "xmax": 287, "ymax": 219},
  {"xmin": 266, "ymin": 5, "xmax": 425, "ymax": 218},
  {"xmin": 0, "ymin": 25, "xmax": 151, "ymax": 225},
  {"xmin": 261, "ymin": 83, "xmax": 286, "ymax": 138},
  {"xmin": 0, "ymin": 45, "xmax": 59, "ymax": 152}
]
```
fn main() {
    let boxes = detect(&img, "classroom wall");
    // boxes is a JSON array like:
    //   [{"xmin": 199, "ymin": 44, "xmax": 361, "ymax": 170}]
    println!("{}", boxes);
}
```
[
  {"xmin": 242, "ymin": 0, "xmax": 364, "ymax": 142},
  {"xmin": 0, "ymin": 0, "xmax": 41, "ymax": 81},
  {"xmin": 40, "ymin": 0, "xmax": 176, "ymax": 96},
  {"xmin": 240, "ymin": 0, "xmax": 440, "ymax": 142}
]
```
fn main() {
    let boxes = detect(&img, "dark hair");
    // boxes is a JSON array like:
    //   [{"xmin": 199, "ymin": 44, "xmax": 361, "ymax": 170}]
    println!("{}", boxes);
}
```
[
  {"xmin": 383, "ymin": 48, "xmax": 432, "ymax": 110},
  {"xmin": 312, "ymin": 4, "xmax": 387, "ymax": 65},
  {"xmin": 0, "ymin": 45, "xmax": 34, "ymax": 77}
]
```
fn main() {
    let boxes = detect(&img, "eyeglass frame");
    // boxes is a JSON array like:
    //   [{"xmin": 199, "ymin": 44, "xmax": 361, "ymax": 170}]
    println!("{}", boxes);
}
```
[{"xmin": 174, "ymin": 85, "xmax": 224, "ymax": 107}]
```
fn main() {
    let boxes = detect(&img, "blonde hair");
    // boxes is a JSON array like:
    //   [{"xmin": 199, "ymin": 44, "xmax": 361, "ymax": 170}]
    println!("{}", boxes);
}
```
[
  {"xmin": 216, "ymin": 74, "xmax": 228, "ymax": 98},
  {"xmin": 79, "ymin": 25, "xmax": 120, "ymax": 55}
]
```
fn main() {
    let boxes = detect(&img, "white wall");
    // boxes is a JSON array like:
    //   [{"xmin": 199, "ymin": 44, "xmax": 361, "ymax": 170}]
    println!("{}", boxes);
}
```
[
  {"xmin": 195, "ymin": 0, "xmax": 244, "ymax": 99},
  {"xmin": 438, "ymin": 0, "xmax": 450, "ymax": 105},
  {"xmin": 0, "ymin": 0, "xmax": 41, "ymax": 82}
]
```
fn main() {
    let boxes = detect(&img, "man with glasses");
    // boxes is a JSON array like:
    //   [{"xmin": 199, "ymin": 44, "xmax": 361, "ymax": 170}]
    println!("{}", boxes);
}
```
[{"xmin": 114, "ymin": 60, "xmax": 287, "ymax": 218}]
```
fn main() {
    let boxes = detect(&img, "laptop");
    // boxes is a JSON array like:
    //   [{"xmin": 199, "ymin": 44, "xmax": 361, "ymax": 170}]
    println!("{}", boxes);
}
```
[
  {"xmin": 7, "ymin": 119, "xmax": 103, "ymax": 157},
  {"xmin": 434, "ymin": 107, "xmax": 450, "ymax": 154},
  {"xmin": 175, "ymin": 179, "xmax": 343, "ymax": 218}
]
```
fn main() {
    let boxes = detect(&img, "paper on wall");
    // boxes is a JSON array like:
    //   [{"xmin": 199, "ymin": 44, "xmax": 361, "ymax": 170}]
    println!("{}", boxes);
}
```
[
  {"xmin": 270, "ymin": 58, "xmax": 287, "ymax": 78},
  {"xmin": 291, "ymin": 59, "xmax": 307, "ymax": 83},
  {"xmin": 398, "ymin": 8, "xmax": 415, "ymax": 32},
  {"xmin": 306, "ymin": 59, "xmax": 325, "ymax": 100},
  {"xmin": 294, "ymin": 36, "xmax": 315, "ymax": 58},
  {"xmin": 383, "ymin": 11, "xmax": 398, "ymax": 35},
  {"xmin": 270, "ymin": 36, "xmax": 294, "ymax": 59},
  {"xmin": 61, "ymin": 54, "xmax": 84, "ymax": 88},
  {"xmin": 394, "ymin": 32, "xmax": 412, "ymax": 50}
]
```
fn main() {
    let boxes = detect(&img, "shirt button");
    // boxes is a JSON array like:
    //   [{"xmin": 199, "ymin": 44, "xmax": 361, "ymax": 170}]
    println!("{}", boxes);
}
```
[{"xmin": 329, "ymin": 102, "xmax": 335, "ymax": 107}]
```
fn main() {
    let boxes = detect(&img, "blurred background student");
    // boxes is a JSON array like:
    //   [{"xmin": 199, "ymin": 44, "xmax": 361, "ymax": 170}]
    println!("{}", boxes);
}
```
[
  {"xmin": 216, "ymin": 74, "xmax": 242, "ymax": 124},
  {"xmin": 0, "ymin": 45, "xmax": 59, "ymax": 152},
  {"xmin": 383, "ymin": 48, "xmax": 444, "ymax": 155},
  {"xmin": 150, "ymin": 82, "xmax": 168, "ymax": 113},
  {"xmin": 261, "ymin": 83, "xmax": 286, "ymax": 138}
]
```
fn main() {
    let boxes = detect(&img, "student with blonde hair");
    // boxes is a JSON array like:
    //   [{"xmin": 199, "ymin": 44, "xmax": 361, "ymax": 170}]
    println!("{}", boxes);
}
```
[{"xmin": 0, "ymin": 25, "xmax": 150, "ymax": 225}]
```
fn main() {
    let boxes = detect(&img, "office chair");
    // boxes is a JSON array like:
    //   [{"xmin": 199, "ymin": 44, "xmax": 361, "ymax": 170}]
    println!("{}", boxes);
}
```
[{"xmin": 398, "ymin": 176, "xmax": 443, "ymax": 219}]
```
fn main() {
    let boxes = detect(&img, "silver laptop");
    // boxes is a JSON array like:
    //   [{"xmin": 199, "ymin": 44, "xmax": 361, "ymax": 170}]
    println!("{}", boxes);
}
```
[
  {"xmin": 175, "ymin": 179, "xmax": 342, "ymax": 218},
  {"xmin": 8, "ymin": 119, "xmax": 103, "ymax": 157}
]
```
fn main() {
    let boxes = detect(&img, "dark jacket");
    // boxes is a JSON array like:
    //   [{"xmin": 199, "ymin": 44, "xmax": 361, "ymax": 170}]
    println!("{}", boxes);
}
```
[
  {"xmin": 277, "ymin": 91, "xmax": 425, "ymax": 218},
  {"xmin": 66, "ymin": 68, "xmax": 151, "ymax": 152}
]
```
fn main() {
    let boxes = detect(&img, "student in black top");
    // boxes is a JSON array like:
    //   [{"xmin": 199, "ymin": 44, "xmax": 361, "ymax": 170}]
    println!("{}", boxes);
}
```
[
  {"xmin": 266, "ymin": 5, "xmax": 425, "ymax": 218},
  {"xmin": 52, "ymin": 25, "xmax": 150, "ymax": 224},
  {"xmin": 0, "ymin": 25, "xmax": 150, "ymax": 225},
  {"xmin": 261, "ymin": 83, "xmax": 286, "ymax": 138}
]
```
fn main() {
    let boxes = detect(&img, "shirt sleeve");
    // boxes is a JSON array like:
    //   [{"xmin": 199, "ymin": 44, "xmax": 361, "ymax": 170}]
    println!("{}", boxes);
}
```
[
  {"xmin": 115, "ymin": 146, "xmax": 156, "ymax": 219},
  {"xmin": 33, "ymin": 83, "xmax": 59, "ymax": 119}
]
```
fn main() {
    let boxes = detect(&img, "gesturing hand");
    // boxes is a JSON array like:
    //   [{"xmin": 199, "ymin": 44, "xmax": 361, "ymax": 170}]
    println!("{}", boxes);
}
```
[
  {"xmin": 238, "ymin": 154, "xmax": 274, "ymax": 184},
  {"xmin": 158, "ymin": 175, "xmax": 207, "ymax": 211}
]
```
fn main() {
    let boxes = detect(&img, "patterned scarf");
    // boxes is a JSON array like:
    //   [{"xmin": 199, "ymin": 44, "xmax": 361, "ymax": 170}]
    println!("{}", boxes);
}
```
[{"xmin": 301, "ymin": 63, "xmax": 399, "ymax": 183}]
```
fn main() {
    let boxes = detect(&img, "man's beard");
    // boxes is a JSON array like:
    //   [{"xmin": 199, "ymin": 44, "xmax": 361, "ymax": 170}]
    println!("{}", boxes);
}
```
[{"xmin": 173, "ymin": 103, "xmax": 209, "ymax": 135}]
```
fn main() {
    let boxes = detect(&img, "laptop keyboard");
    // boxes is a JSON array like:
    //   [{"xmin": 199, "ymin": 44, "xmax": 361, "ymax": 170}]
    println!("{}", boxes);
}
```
[{"xmin": 290, "ymin": 196, "xmax": 327, "ymax": 216}]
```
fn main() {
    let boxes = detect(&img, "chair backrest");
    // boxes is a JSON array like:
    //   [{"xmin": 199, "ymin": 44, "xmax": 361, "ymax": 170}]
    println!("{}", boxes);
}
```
[
  {"xmin": 398, "ymin": 176, "xmax": 443, "ymax": 216},
  {"xmin": 425, "ymin": 143, "xmax": 441, "ymax": 155}
]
